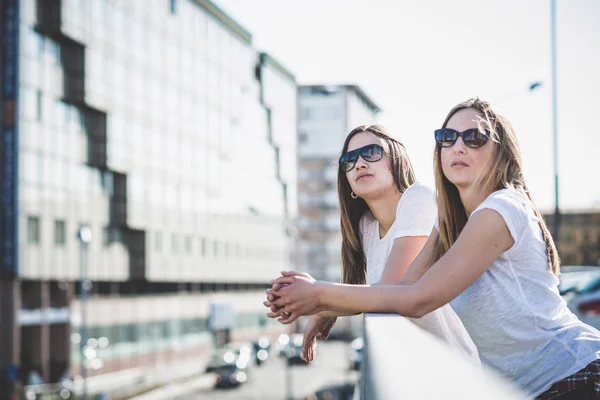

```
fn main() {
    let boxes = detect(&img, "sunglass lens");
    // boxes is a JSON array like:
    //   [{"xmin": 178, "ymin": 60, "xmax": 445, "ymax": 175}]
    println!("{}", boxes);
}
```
[
  {"xmin": 435, "ymin": 129, "xmax": 457, "ymax": 147},
  {"xmin": 361, "ymin": 144, "xmax": 383, "ymax": 161},
  {"xmin": 340, "ymin": 151, "xmax": 358, "ymax": 171},
  {"xmin": 463, "ymin": 129, "xmax": 489, "ymax": 148}
]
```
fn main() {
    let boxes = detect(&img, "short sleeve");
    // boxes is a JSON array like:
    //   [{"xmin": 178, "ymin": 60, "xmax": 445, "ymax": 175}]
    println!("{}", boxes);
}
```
[
  {"xmin": 393, "ymin": 183, "xmax": 437, "ymax": 239},
  {"xmin": 471, "ymin": 189, "xmax": 529, "ymax": 248}
]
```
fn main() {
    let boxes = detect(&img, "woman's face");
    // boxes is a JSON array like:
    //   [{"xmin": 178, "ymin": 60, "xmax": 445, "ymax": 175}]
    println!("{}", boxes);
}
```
[
  {"xmin": 344, "ymin": 132, "xmax": 396, "ymax": 200},
  {"xmin": 440, "ymin": 108, "xmax": 495, "ymax": 190}
]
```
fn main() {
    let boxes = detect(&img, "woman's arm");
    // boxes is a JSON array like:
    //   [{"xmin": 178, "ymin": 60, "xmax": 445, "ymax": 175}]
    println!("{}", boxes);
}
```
[
  {"xmin": 271, "ymin": 209, "xmax": 513, "ymax": 321},
  {"xmin": 384, "ymin": 228, "xmax": 437, "ymax": 286},
  {"xmin": 291, "ymin": 234, "xmax": 430, "ymax": 319}
]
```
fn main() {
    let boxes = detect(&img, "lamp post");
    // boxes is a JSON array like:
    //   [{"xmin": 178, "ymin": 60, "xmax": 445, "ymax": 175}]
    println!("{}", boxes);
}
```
[
  {"xmin": 284, "ymin": 223, "xmax": 298, "ymax": 400},
  {"xmin": 77, "ymin": 226, "xmax": 92, "ymax": 400},
  {"xmin": 550, "ymin": 0, "xmax": 561, "ymax": 248}
]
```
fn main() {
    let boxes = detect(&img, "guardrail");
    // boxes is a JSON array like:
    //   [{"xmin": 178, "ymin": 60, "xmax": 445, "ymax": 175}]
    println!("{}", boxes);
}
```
[{"xmin": 356, "ymin": 314, "xmax": 528, "ymax": 400}]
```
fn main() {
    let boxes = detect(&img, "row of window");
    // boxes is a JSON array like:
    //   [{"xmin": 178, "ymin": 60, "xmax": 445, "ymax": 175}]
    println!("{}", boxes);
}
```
[
  {"xmin": 27, "ymin": 216, "xmax": 65, "ymax": 245},
  {"xmin": 26, "ymin": 215, "xmax": 282, "ymax": 260},
  {"xmin": 70, "ymin": 311, "xmax": 271, "ymax": 363}
]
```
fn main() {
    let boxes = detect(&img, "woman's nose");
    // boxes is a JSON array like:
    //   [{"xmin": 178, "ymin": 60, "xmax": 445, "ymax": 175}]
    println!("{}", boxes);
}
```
[
  {"xmin": 354, "ymin": 157, "xmax": 368, "ymax": 170},
  {"xmin": 453, "ymin": 137, "xmax": 467, "ymax": 153}
]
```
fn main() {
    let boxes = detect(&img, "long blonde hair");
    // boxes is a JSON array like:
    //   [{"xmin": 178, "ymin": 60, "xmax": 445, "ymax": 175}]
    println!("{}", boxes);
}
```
[
  {"xmin": 338, "ymin": 125, "xmax": 416, "ymax": 284},
  {"xmin": 430, "ymin": 98, "xmax": 560, "ymax": 275}
]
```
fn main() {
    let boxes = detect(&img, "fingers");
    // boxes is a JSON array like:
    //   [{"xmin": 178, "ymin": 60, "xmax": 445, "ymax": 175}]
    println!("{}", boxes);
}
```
[
  {"xmin": 272, "ymin": 298, "xmax": 286, "ymax": 308},
  {"xmin": 278, "ymin": 312, "xmax": 298, "ymax": 324},
  {"xmin": 271, "ymin": 276, "xmax": 296, "ymax": 287},
  {"xmin": 302, "ymin": 333, "xmax": 318, "ymax": 362},
  {"xmin": 263, "ymin": 300, "xmax": 274, "ymax": 308},
  {"xmin": 321, "ymin": 318, "xmax": 336, "ymax": 340}
]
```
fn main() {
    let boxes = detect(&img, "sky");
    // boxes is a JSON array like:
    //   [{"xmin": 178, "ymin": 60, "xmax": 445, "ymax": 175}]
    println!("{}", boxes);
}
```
[{"xmin": 214, "ymin": 0, "xmax": 599, "ymax": 211}]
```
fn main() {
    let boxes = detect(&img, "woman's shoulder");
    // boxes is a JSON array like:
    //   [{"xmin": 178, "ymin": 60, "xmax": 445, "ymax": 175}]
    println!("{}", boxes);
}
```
[
  {"xmin": 401, "ymin": 182, "xmax": 435, "ymax": 207},
  {"xmin": 479, "ymin": 188, "xmax": 529, "ymax": 214},
  {"xmin": 473, "ymin": 188, "xmax": 533, "ymax": 243},
  {"xmin": 405, "ymin": 182, "xmax": 435, "ymax": 198}
]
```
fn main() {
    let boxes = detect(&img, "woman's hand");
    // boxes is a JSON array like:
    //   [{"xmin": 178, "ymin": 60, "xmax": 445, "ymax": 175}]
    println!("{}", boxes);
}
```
[
  {"xmin": 264, "ymin": 271, "xmax": 312, "ymax": 319},
  {"xmin": 302, "ymin": 315, "xmax": 337, "ymax": 362},
  {"xmin": 264, "ymin": 282, "xmax": 292, "ymax": 320},
  {"xmin": 268, "ymin": 271, "xmax": 328, "ymax": 324}
]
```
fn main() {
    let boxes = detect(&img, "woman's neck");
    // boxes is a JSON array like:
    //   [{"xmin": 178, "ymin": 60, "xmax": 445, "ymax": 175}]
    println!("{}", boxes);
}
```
[
  {"xmin": 458, "ymin": 185, "xmax": 490, "ymax": 215},
  {"xmin": 366, "ymin": 190, "xmax": 402, "ymax": 238}
]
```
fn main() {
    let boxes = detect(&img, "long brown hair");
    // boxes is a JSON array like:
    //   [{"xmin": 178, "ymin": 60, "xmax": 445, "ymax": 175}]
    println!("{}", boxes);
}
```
[
  {"xmin": 338, "ymin": 124, "xmax": 417, "ymax": 284},
  {"xmin": 430, "ymin": 98, "xmax": 560, "ymax": 275}
]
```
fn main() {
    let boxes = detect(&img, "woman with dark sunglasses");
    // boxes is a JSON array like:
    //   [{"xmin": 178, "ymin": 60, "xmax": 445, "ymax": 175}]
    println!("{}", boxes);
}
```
[
  {"xmin": 265, "ymin": 100, "xmax": 600, "ymax": 399},
  {"xmin": 267, "ymin": 124, "xmax": 479, "ymax": 365}
]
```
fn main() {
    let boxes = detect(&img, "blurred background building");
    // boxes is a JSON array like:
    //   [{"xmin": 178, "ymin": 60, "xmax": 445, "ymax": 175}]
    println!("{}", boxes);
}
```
[
  {"xmin": 296, "ymin": 85, "xmax": 380, "ymax": 282},
  {"xmin": 0, "ymin": 0, "xmax": 297, "ymax": 393}
]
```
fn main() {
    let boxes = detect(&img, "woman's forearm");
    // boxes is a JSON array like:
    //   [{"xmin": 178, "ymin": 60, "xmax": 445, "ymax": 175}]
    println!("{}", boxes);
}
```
[
  {"xmin": 318, "ymin": 310, "xmax": 359, "ymax": 318},
  {"xmin": 317, "ymin": 282, "xmax": 425, "ymax": 318}
]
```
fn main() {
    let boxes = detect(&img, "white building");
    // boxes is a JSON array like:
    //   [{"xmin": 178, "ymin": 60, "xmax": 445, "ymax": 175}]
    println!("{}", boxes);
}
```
[
  {"xmin": 1, "ymin": 0, "xmax": 296, "ymax": 392},
  {"xmin": 297, "ymin": 85, "xmax": 381, "ymax": 282}
]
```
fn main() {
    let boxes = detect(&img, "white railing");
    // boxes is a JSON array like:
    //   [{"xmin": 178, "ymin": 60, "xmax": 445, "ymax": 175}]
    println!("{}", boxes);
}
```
[{"xmin": 357, "ymin": 314, "xmax": 528, "ymax": 400}]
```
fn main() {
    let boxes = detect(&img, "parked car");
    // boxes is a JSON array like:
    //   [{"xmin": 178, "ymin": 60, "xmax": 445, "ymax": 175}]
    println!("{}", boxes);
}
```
[
  {"xmin": 205, "ymin": 343, "xmax": 254, "ymax": 373},
  {"xmin": 214, "ymin": 364, "xmax": 248, "ymax": 388},
  {"xmin": 559, "ymin": 267, "xmax": 600, "ymax": 330}
]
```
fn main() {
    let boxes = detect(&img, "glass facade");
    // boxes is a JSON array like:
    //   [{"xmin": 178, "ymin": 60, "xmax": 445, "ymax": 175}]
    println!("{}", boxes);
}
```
[
  {"xmin": 17, "ymin": 0, "xmax": 296, "ymax": 283},
  {"xmin": 2, "ymin": 0, "xmax": 296, "ymax": 389}
]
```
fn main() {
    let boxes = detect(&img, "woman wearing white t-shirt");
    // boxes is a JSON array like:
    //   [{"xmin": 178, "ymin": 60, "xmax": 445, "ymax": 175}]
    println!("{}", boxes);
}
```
[
  {"xmin": 268, "ymin": 124, "xmax": 479, "ymax": 364},
  {"xmin": 266, "ymin": 100, "xmax": 600, "ymax": 399}
]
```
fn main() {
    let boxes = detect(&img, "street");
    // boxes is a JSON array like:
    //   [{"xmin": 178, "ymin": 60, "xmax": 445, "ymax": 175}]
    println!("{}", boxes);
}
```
[{"xmin": 177, "ymin": 341, "xmax": 359, "ymax": 400}]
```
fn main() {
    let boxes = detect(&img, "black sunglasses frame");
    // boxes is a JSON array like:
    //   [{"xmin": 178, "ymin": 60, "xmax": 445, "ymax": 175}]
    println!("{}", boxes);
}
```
[
  {"xmin": 434, "ymin": 128, "xmax": 491, "ymax": 148},
  {"xmin": 339, "ymin": 144, "xmax": 384, "ymax": 172}
]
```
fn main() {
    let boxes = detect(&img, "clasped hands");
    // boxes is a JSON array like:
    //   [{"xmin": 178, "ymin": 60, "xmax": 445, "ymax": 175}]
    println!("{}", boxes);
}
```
[
  {"xmin": 263, "ymin": 270, "xmax": 324, "ymax": 324},
  {"xmin": 263, "ymin": 271, "xmax": 336, "ymax": 362}
]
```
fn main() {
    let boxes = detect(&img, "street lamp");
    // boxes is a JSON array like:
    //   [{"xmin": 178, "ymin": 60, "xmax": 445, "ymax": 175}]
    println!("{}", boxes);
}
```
[
  {"xmin": 77, "ymin": 226, "xmax": 92, "ymax": 400},
  {"xmin": 550, "ymin": 0, "xmax": 561, "ymax": 248},
  {"xmin": 284, "ymin": 223, "xmax": 298, "ymax": 400}
]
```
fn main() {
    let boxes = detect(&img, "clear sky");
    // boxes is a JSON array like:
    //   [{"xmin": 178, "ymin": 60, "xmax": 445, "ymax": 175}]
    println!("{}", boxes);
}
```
[{"xmin": 214, "ymin": 0, "xmax": 599, "ymax": 211}]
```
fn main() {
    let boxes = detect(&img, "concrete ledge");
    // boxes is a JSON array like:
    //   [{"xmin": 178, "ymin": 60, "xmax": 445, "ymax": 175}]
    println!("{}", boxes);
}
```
[{"xmin": 357, "ymin": 314, "xmax": 528, "ymax": 400}]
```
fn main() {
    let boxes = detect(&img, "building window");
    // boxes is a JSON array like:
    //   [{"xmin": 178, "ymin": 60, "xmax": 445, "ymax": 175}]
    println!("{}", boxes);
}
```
[
  {"xmin": 200, "ymin": 237, "xmax": 206, "ymax": 257},
  {"xmin": 103, "ymin": 227, "xmax": 110, "ymax": 247},
  {"xmin": 36, "ymin": 90, "xmax": 42, "ymax": 121},
  {"xmin": 298, "ymin": 132, "xmax": 308, "ymax": 144},
  {"xmin": 170, "ymin": 0, "xmax": 176, "ymax": 14},
  {"xmin": 185, "ymin": 236, "xmax": 192, "ymax": 253},
  {"xmin": 28, "ymin": 216, "xmax": 41, "ymax": 244},
  {"xmin": 55, "ymin": 220, "xmax": 66, "ymax": 245}
]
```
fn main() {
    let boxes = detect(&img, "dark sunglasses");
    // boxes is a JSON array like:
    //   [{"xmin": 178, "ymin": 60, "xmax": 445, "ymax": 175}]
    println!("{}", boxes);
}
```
[
  {"xmin": 339, "ymin": 144, "xmax": 384, "ymax": 172},
  {"xmin": 434, "ymin": 128, "xmax": 490, "ymax": 148}
]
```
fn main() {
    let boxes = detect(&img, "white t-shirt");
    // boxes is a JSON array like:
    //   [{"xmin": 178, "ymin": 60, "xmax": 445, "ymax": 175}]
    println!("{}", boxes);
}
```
[
  {"xmin": 360, "ymin": 183, "xmax": 480, "ymax": 364},
  {"xmin": 449, "ymin": 189, "xmax": 600, "ymax": 397}
]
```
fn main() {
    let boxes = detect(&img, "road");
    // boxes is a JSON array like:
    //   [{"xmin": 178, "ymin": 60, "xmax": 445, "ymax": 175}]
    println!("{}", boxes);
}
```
[{"xmin": 176, "ymin": 340, "xmax": 359, "ymax": 400}]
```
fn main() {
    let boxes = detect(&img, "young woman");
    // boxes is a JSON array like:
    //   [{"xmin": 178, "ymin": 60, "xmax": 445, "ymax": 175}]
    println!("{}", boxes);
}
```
[
  {"xmin": 265, "ymin": 100, "xmax": 600, "ymax": 399},
  {"xmin": 267, "ymin": 124, "xmax": 479, "ymax": 364}
]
